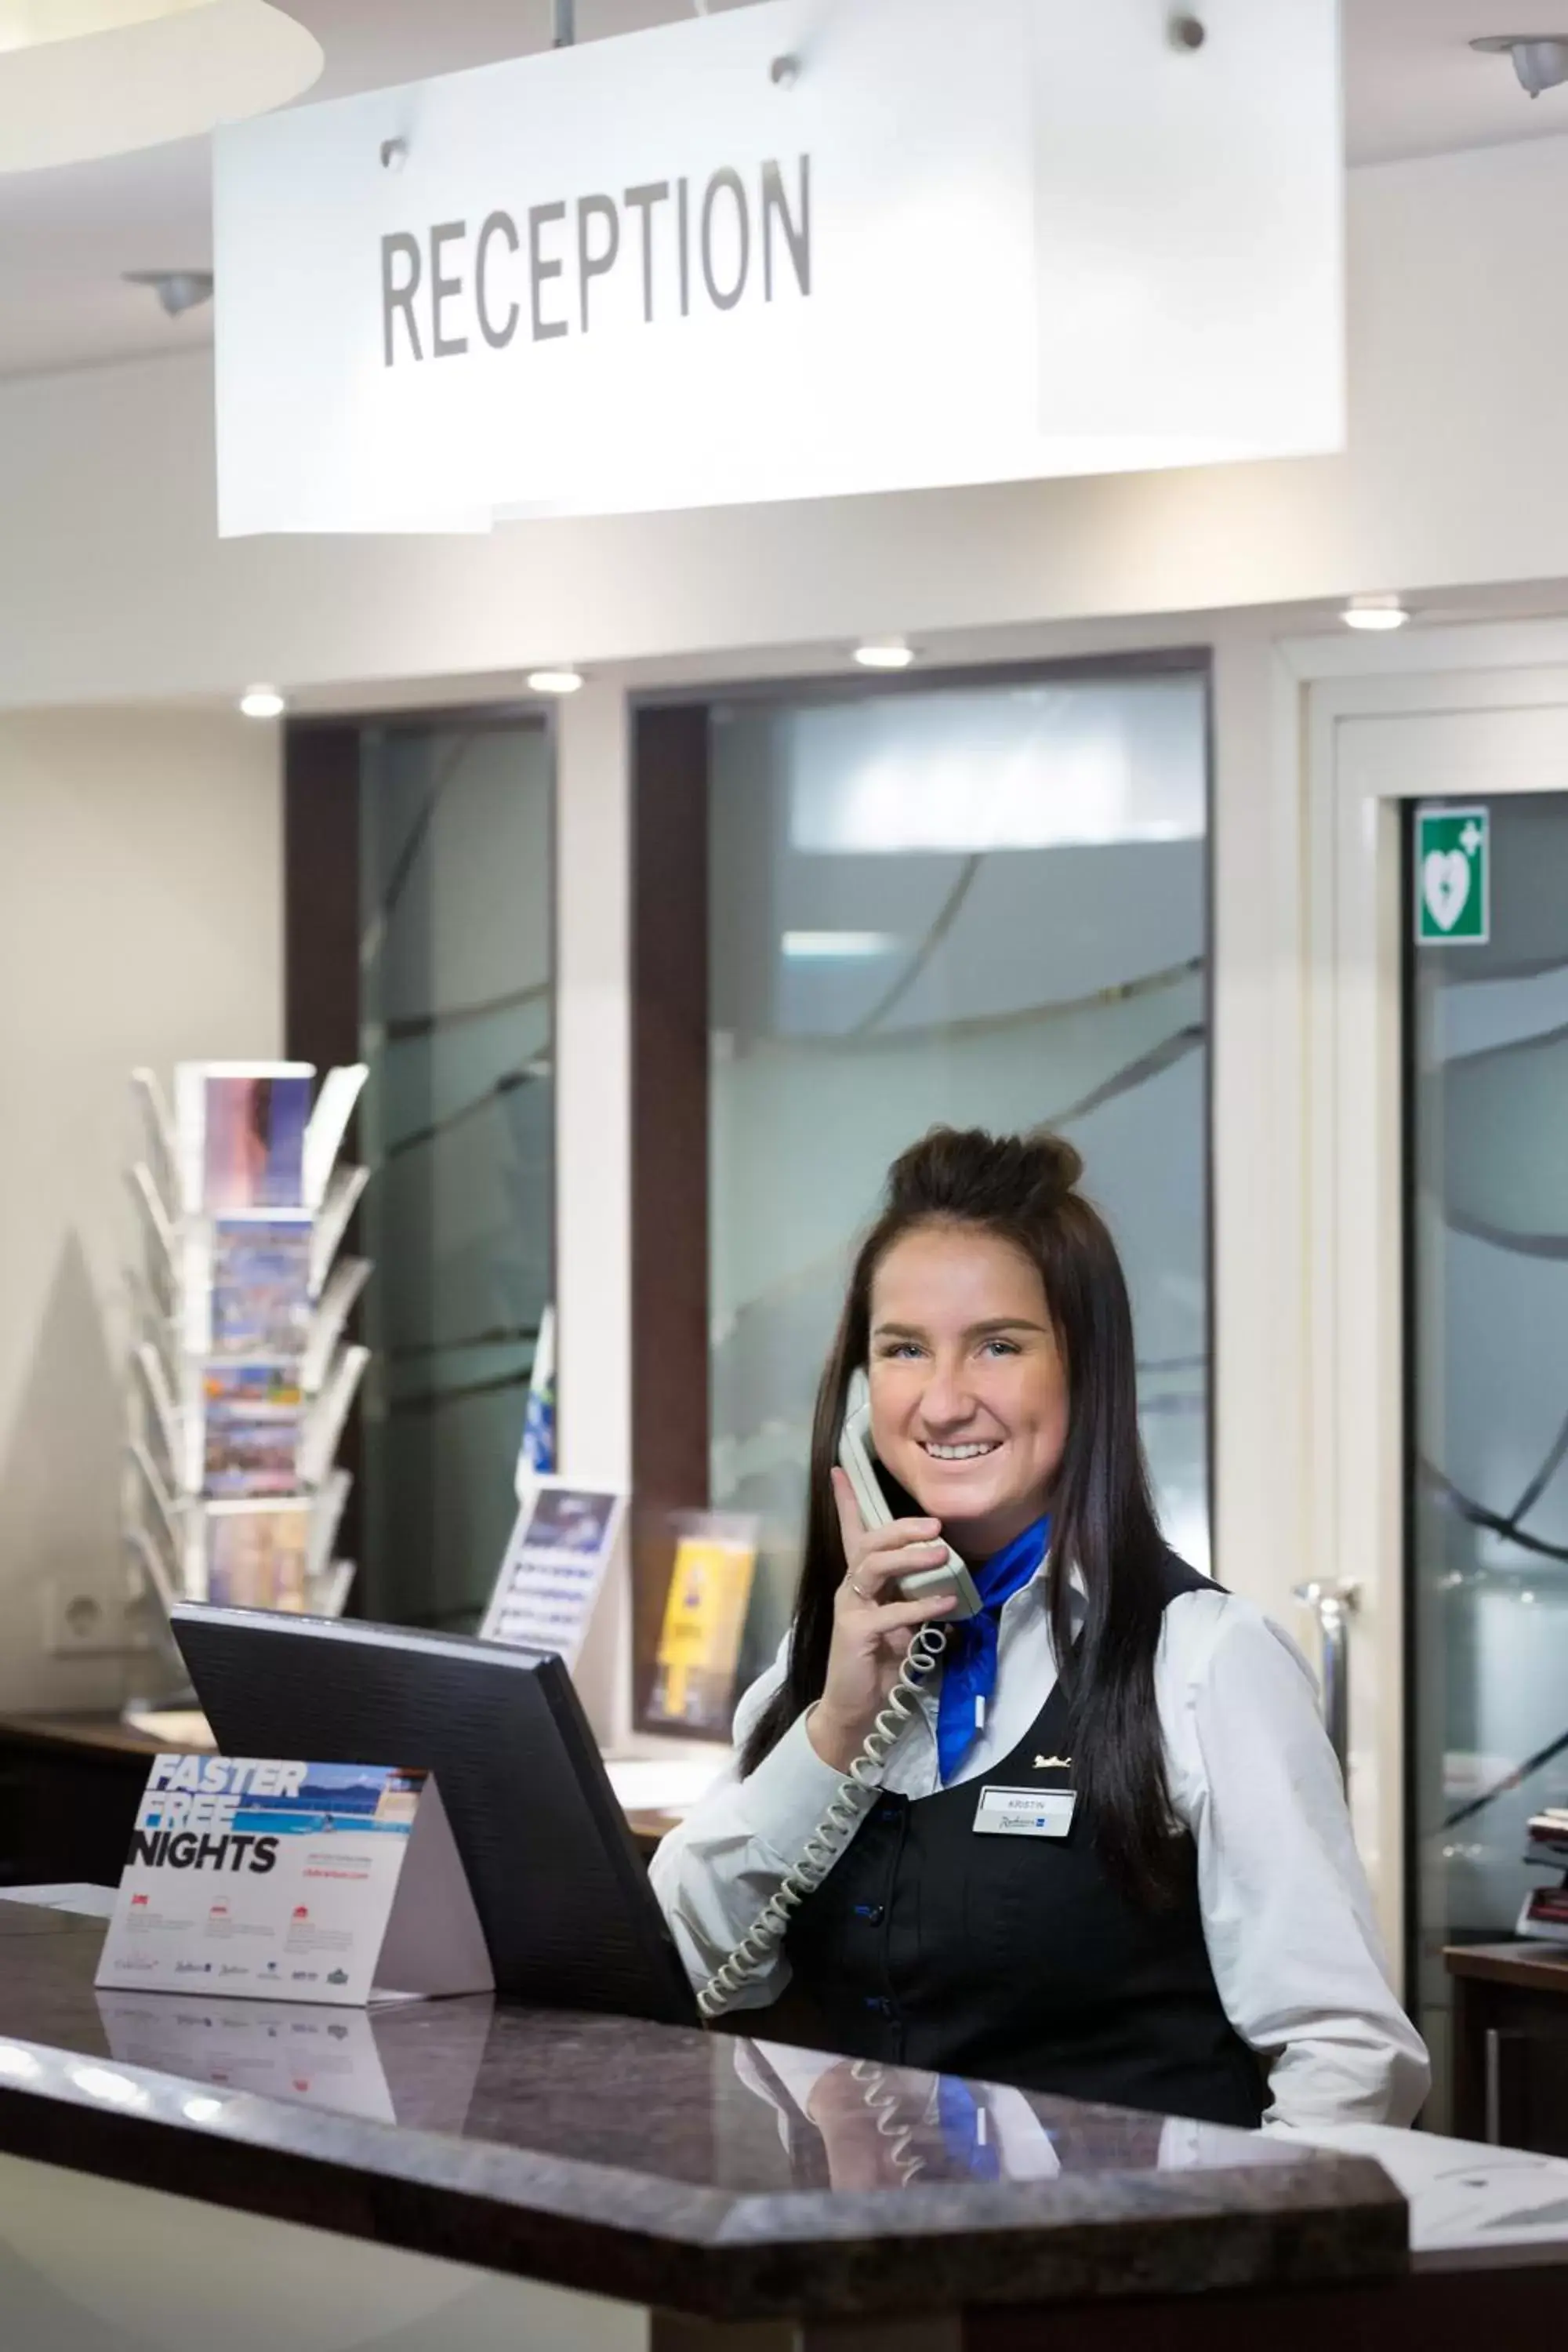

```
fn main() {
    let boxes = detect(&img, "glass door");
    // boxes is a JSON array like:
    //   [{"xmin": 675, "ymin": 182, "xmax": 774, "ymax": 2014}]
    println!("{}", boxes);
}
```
[
  {"xmin": 1406, "ymin": 788, "xmax": 1568, "ymax": 2112},
  {"xmin": 358, "ymin": 713, "xmax": 554, "ymax": 1634},
  {"xmin": 706, "ymin": 663, "xmax": 1212, "ymax": 1690}
]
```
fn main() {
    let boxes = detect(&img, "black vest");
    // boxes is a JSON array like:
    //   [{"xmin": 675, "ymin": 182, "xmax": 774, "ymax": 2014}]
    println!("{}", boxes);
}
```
[{"xmin": 778, "ymin": 1555, "xmax": 1266, "ymax": 2130}]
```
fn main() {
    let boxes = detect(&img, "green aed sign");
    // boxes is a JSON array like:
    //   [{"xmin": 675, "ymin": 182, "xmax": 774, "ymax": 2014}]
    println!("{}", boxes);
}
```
[{"xmin": 1416, "ymin": 805, "xmax": 1490, "ymax": 945}]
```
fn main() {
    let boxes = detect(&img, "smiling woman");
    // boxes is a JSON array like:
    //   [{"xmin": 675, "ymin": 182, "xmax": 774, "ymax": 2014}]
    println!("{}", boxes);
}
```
[{"xmin": 651, "ymin": 1126, "xmax": 1432, "ymax": 2134}]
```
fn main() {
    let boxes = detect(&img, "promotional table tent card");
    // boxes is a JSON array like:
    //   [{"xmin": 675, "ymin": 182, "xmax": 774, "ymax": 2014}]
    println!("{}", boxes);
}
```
[{"xmin": 97, "ymin": 1755, "xmax": 493, "ymax": 2007}]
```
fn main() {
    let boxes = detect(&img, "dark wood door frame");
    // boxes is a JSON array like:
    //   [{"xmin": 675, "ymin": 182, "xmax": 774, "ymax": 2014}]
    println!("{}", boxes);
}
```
[{"xmin": 630, "ymin": 702, "xmax": 713, "ymax": 1730}]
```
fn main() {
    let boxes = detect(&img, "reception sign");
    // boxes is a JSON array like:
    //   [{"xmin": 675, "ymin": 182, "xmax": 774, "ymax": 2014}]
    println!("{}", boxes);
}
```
[{"xmin": 213, "ymin": 0, "xmax": 1342, "ymax": 534}]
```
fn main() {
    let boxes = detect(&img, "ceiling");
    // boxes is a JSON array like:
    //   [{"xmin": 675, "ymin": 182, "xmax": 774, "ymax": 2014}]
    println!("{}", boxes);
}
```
[{"xmin": 2, "ymin": 0, "xmax": 1566, "ymax": 381}]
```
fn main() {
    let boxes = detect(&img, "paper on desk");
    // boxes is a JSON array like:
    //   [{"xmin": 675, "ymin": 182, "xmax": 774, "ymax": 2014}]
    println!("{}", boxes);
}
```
[
  {"xmin": 122, "ymin": 1708, "xmax": 215, "ymax": 1749},
  {"xmin": 601, "ymin": 1755, "xmax": 729, "ymax": 1815}
]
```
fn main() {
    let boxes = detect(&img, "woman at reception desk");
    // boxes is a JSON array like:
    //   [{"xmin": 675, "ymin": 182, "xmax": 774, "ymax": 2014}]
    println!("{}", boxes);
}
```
[{"xmin": 652, "ymin": 1127, "xmax": 1430, "ymax": 2132}]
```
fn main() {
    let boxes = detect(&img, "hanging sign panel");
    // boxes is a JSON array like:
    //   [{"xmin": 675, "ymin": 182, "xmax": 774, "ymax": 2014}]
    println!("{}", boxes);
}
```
[{"xmin": 212, "ymin": 0, "xmax": 1343, "ymax": 535}]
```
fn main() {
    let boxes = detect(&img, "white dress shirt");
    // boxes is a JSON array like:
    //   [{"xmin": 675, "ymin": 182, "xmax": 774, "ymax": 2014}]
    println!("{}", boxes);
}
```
[{"xmin": 649, "ymin": 1577, "xmax": 1431, "ymax": 2133}]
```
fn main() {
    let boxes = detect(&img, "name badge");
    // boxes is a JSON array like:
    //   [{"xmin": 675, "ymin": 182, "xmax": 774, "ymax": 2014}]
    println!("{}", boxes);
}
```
[{"xmin": 973, "ymin": 1785, "xmax": 1077, "ymax": 1839}]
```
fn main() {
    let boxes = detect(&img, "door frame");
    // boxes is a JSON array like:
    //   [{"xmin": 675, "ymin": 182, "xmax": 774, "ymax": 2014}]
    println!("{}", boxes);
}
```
[{"xmin": 1292, "ymin": 621, "xmax": 1568, "ymax": 1976}]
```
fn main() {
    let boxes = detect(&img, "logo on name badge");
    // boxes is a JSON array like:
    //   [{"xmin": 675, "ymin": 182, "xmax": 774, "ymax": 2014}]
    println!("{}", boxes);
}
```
[{"xmin": 974, "ymin": 1784, "xmax": 1077, "ymax": 1838}]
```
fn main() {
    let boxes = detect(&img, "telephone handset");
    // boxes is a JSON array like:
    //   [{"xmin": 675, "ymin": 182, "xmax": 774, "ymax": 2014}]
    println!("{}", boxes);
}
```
[
  {"xmin": 837, "ymin": 1371, "xmax": 982, "ymax": 1621},
  {"xmin": 696, "ymin": 1370, "xmax": 970, "ymax": 2021}
]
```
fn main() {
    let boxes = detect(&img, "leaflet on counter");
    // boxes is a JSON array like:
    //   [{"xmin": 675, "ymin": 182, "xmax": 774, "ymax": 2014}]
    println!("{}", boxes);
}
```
[{"xmin": 96, "ymin": 1755, "xmax": 493, "ymax": 2006}]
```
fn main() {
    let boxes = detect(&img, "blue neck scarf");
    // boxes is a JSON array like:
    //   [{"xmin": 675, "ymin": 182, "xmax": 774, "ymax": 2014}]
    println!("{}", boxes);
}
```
[
  {"xmin": 934, "ymin": 1514, "xmax": 1050, "ymax": 1784},
  {"xmin": 936, "ymin": 2075, "xmax": 1001, "ymax": 2180}
]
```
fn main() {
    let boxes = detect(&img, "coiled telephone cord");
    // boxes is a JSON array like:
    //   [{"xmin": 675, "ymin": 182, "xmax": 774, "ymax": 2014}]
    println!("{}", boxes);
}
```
[
  {"xmin": 848, "ymin": 2059, "xmax": 927, "ymax": 2187},
  {"xmin": 696, "ymin": 1624, "xmax": 947, "ymax": 2020}
]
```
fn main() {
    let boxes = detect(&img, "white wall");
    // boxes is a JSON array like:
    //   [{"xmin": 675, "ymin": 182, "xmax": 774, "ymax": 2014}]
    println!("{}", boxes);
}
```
[
  {"xmin": 5, "ymin": 133, "xmax": 1568, "ymax": 710},
  {"xmin": 0, "ymin": 124, "xmax": 1562, "ymax": 1786},
  {"xmin": 0, "ymin": 708, "xmax": 281, "ymax": 1708}
]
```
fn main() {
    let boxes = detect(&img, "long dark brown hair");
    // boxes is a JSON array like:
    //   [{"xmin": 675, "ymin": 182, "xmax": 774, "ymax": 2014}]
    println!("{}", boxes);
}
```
[{"xmin": 739, "ymin": 1125, "xmax": 1196, "ymax": 1907}]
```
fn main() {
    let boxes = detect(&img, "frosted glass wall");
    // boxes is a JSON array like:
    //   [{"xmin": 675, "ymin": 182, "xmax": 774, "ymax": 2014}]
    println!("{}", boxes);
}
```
[
  {"xmin": 359, "ymin": 720, "xmax": 553, "ymax": 1631},
  {"xmin": 1408, "ymin": 790, "xmax": 1568, "ymax": 2110},
  {"xmin": 709, "ymin": 671, "xmax": 1210, "ymax": 1686}
]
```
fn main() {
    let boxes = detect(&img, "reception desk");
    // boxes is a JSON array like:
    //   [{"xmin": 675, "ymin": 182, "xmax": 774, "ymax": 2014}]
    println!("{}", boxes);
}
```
[{"xmin": 3, "ymin": 1897, "xmax": 1568, "ymax": 2352}]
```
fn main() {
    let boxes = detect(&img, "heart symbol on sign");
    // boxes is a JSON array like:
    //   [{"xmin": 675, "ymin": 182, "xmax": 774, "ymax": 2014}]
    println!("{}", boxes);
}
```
[{"xmin": 1423, "ymin": 849, "xmax": 1471, "ymax": 932}]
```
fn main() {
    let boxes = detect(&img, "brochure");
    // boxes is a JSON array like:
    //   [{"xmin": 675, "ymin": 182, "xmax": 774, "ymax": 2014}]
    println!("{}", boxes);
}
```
[
  {"xmin": 201, "ymin": 1361, "xmax": 303, "ymax": 1497},
  {"xmin": 647, "ymin": 1515, "xmax": 760, "ymax": 1736},
  {"xmin": 96, "ymin": 1756, "xmax": 494, "ymax": 2007},
  {"xmin": 205, "ymin": 1501, "xmax": 312, "ymax": 1610},
  {"xmin": 209, "ymin": 1219, "xmax": 315, "ymax": 1358},
  {"xmin": 176, "ymin": 1063, "xmax": 314, "ymax": 1215},
  {"xmin": 479, "ymin": 1480, "xmax": 625, "ymax": 1667},
  {"xmin": 514, "ymin": 1302, "xmax": 557, "ymax": 1493}
]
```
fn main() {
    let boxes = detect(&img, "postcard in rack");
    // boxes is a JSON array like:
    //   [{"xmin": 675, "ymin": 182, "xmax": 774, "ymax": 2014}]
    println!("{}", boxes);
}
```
[
  {"xmin": 205, "ymin": 1501, "xmax": 311, "ymax": 1610},
  {"xmin": 194, "ymin": 1068, "xmax": 313, "ymax": 1212},
  {"xmin": 202, "ymin": 1361, "xmax": 303, "ymax": 1496},
  {"xmin": 209, "ymin": 1219, "xmax": 314, "ymax": 1357}
]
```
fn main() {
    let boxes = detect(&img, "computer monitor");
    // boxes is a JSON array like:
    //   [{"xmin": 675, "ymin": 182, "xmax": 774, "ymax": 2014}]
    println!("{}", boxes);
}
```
[{"xmin": 171, "ymin": 1606, "xmax": 698, "ymax": 2028}]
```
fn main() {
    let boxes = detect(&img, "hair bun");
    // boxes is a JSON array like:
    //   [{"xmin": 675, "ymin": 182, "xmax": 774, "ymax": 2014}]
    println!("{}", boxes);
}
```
[
  {"xmin": 1022, "ymin": 1127, "xmax": 1083, "ymax": 1205},
  {"xmin": 884, "ymin": 1126, "xmax": 1083, "ymax": 1222}
]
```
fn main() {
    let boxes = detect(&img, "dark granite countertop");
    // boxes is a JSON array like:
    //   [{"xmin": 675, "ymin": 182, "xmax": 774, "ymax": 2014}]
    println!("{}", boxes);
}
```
[{"xmin": 0, "ymin": 1899, "xmax": 1406, "ymax": 2320}]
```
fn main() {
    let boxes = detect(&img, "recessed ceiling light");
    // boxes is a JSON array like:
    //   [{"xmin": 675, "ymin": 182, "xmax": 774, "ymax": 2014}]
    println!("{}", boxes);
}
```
[
  {"xmin": 852, "ymin": 639, "xmax": 917, "ymax": 671},
  {"xmin": 238, "ymin": 684, "xmax": 285, "ymax": 719},
  {"xmin": 123, "ymin": 270, "xmax": 214, "ymax": 319},
  {"xmin": 1471, "ymin": 34, "xmax": 1568, "ymax": 97},
  {"xmin": 1340, "ymin": 594, "xmax": 1410, "ymax": 633},
  {"xmin": 527, "ymin": 668, "xmax": 585, "ymax": 695},
  {"xmin": 782, "ymin": 931, "xmax": 903, "ymax": 960}
]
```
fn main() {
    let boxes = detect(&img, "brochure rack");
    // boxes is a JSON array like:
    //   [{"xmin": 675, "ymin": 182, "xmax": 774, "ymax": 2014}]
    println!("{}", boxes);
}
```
[{"xmin": 123, "ymin": 1060, "xmax": 371, "ymax": 1631}]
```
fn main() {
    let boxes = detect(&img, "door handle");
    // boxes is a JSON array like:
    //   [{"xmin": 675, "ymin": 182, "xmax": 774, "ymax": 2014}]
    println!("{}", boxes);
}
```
[{"xmin": 1292, "ymin": 1580, "xmax": 1360, "ymax": 1778}]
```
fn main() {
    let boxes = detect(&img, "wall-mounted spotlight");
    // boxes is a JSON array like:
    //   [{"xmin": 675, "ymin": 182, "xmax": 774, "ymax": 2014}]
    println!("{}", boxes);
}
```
[
  {"xmin": 1471, "ymin": 34, "xmax": 1568, "ymax": 96},
  {"xmin": 527, "ymin": 668, "xmax": 585, "ymax": 695},
  {"xmin": 123, "ymin": 269, "xmax": 213, "ymax": 318},
  {"xmin": 852, "ymin": 639, "xmax": 917, "ymax": 671},
  {"xmin": 1340, "ymin": 594, "xmax": 1409, "ymax": 633},
  {"xmin": 238, "ymin": 684, "xmax": 286, "ymax": 719}
]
